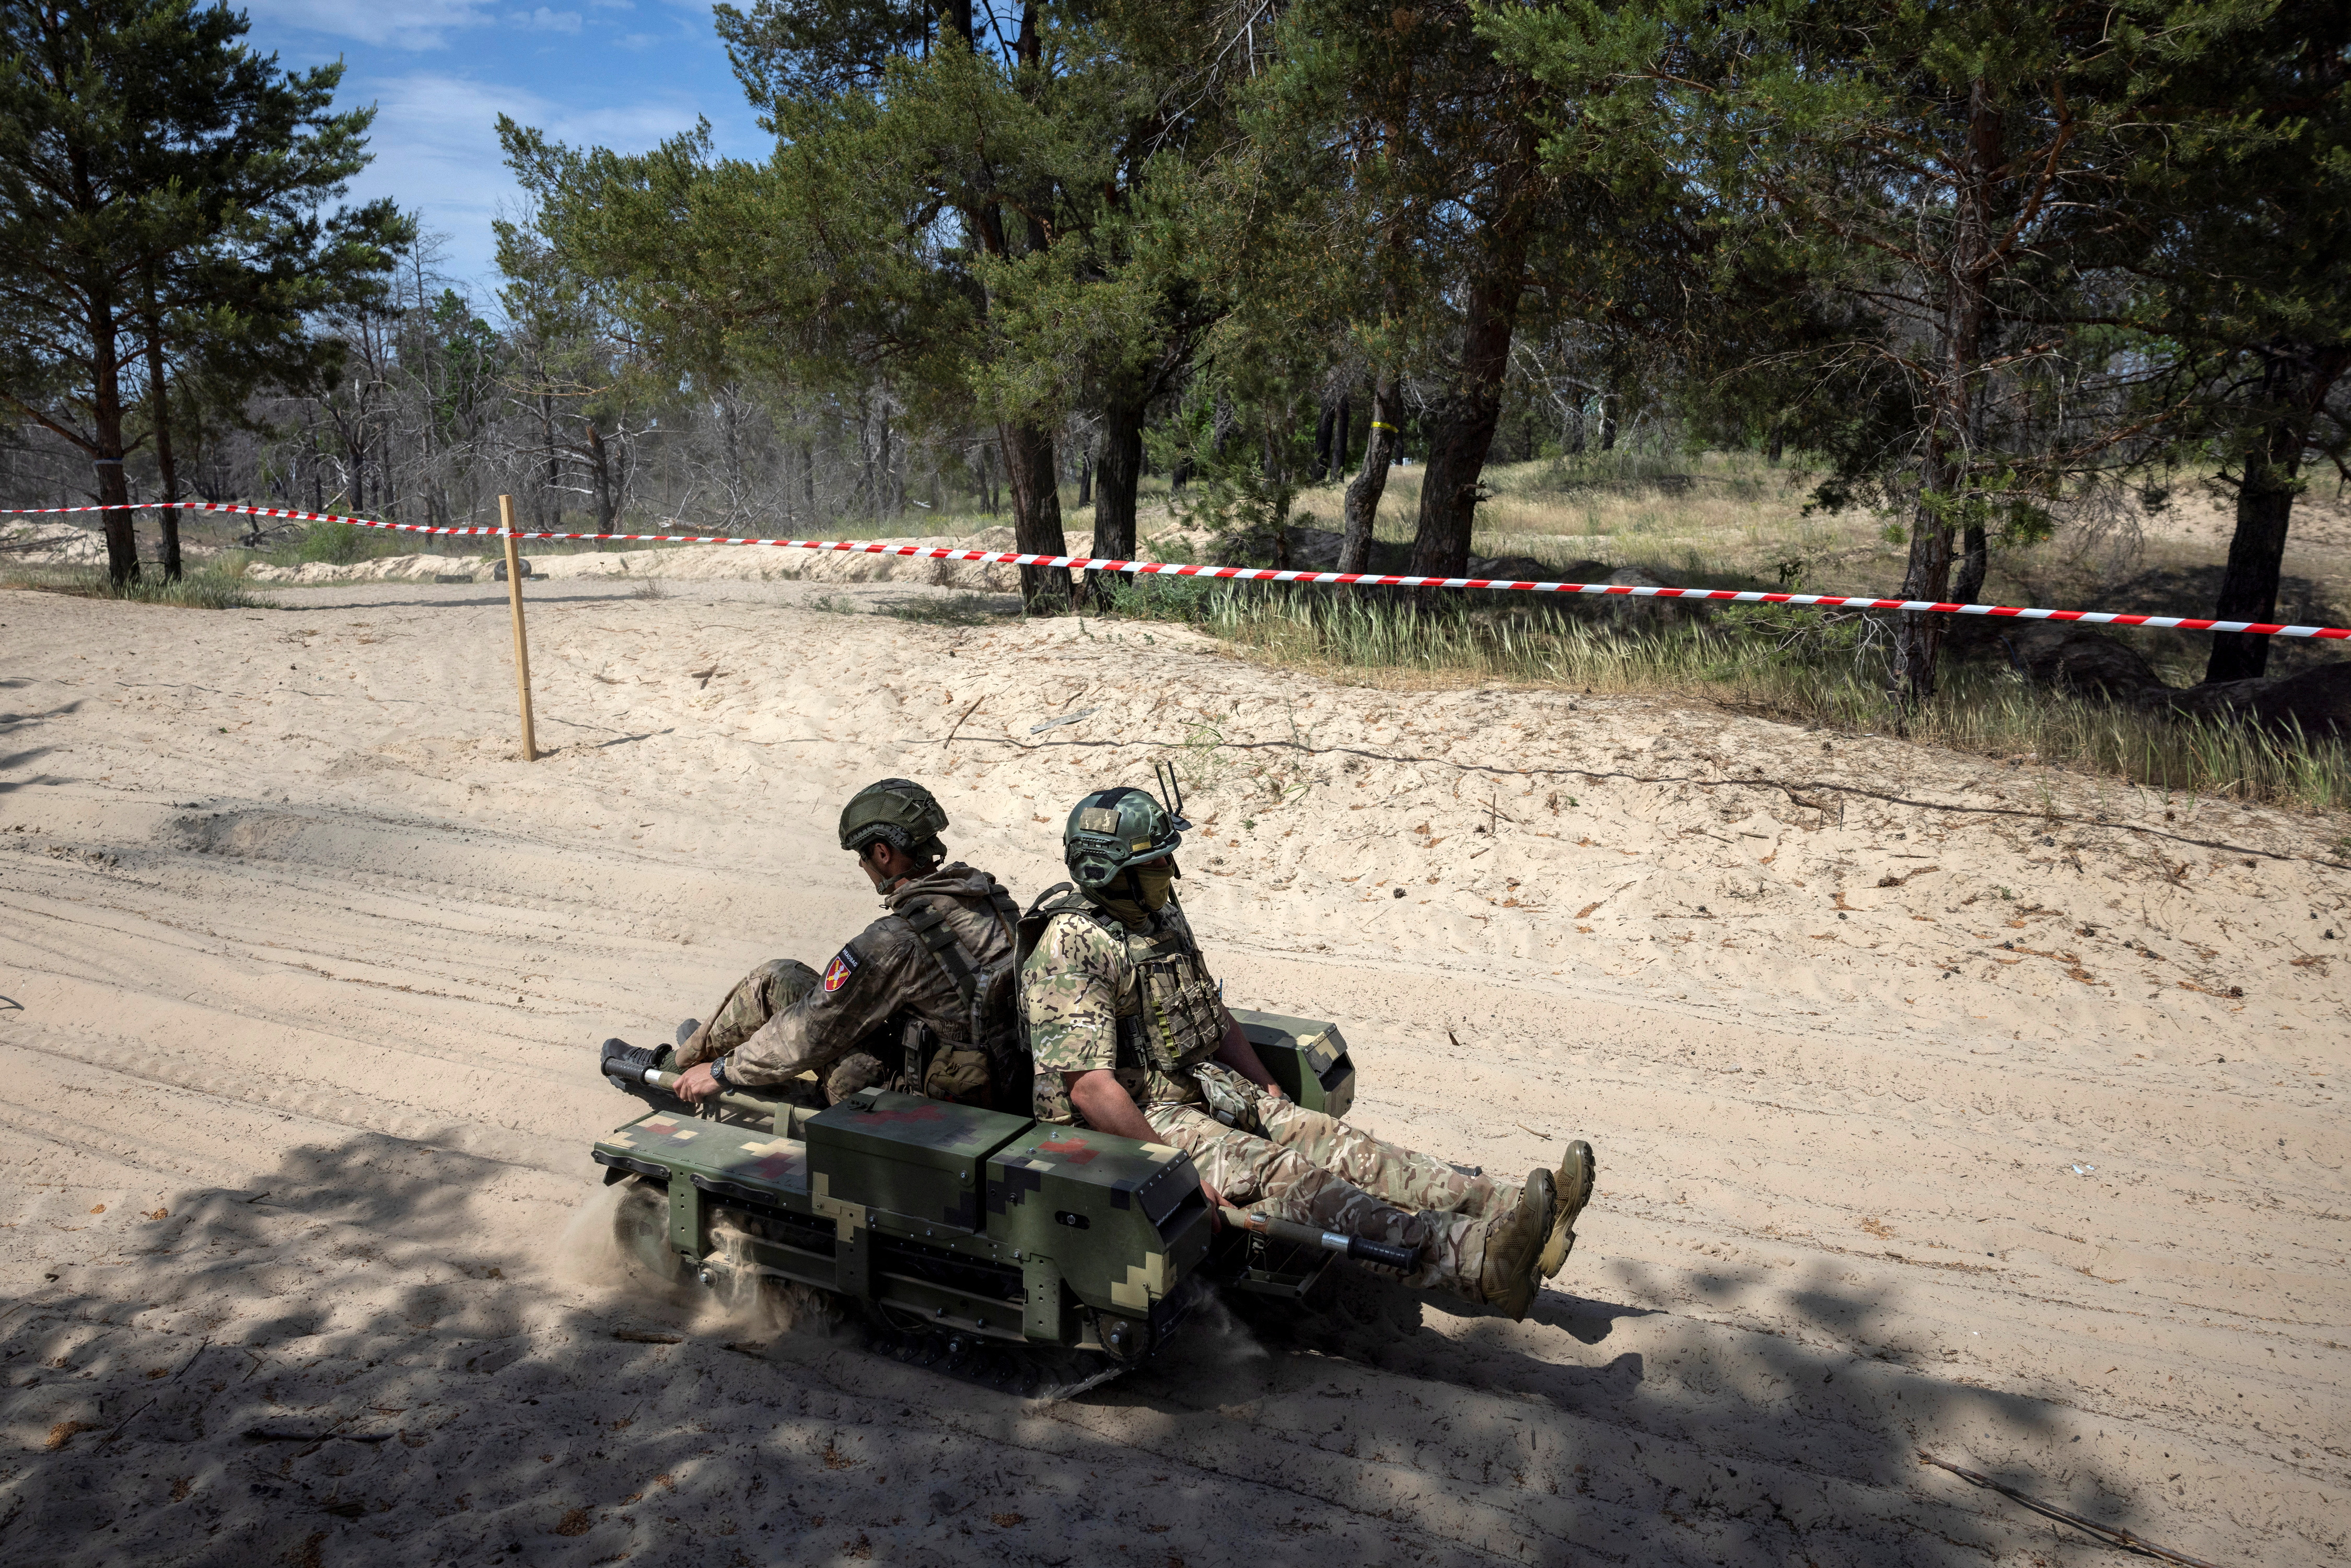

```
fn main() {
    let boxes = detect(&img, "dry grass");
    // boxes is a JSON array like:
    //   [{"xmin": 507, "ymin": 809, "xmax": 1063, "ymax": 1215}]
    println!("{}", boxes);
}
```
[
  {"xmin": 1098, "ymin": 448, "xmax": 2348, "ymax": 816},
  {"xmin": 2, "ymin": 562, "xmax": 275, "ymax": 609},
  {"xmin": 1274, "ymin": 450, "xmax": 2350, "ymax": 678},
  {"xmin": 1283, "ymin": 450, "xmax": 1887, "ymax": 588},
  {"xmin": 1096, "ymin": 571, "xmax": 2351, "ymax": 814}
]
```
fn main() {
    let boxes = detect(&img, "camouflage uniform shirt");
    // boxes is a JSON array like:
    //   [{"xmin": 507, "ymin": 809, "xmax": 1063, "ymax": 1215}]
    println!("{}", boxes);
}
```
[
  {"xmin": 1021, "ymin": 900, "xmax": 1224, "ymax": 1125},
  {"xmin": 682, "ymin": 863, "xmax": 1018, "ymax": 1093}
]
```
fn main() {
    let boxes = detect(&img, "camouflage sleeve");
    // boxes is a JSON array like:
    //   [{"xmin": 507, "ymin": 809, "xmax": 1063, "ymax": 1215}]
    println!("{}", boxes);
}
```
[
  {"xmin": 726, "ymin": 916, "xmax": 925, "ymax": 1086},
  {"xmin": 1020, "ymin": 913, "xmax": 1125, "ymax": 1082}
]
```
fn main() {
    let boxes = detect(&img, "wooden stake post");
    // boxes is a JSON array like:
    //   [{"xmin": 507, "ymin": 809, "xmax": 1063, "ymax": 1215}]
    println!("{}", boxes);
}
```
[{"xmin": 499, "ymin": 494, "xmax": 539, "ymax": 761}]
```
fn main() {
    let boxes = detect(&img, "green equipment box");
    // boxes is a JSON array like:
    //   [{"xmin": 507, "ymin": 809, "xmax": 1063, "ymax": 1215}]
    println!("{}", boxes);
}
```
[{"xmin": 1230, "ymin": 1009, "xmax": 1354, "ymax": 1117}]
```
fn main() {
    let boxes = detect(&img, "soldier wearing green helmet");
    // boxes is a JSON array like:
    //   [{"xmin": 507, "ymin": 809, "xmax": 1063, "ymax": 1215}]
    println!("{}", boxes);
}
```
[
  {"xmin": 661, "ymin": 778, "xmax": 1023, "ymax": 1111},
  {"xmin": 1018, "ymin": 774, "xmax": 1597, "ymax": 1321}
]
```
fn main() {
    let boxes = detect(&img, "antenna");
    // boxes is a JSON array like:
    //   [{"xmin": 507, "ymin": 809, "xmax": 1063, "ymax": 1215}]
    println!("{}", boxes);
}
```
[{"xmin": 1154, "ymin": 759, "xmax": 1190, "ymax": 829}]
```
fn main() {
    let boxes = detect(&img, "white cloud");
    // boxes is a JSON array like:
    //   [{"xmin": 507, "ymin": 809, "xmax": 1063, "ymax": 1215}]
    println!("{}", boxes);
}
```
[
  {"xmin": 514, "ymin": 7, "xmax": 584, "ymax": 32},
  {"xmin": 241, "ymin": 0, "xmax": 495, "ymax": 51},
  {"xmin": 338, "ymin": 71, "xmax": 759, "ymax": 292}
]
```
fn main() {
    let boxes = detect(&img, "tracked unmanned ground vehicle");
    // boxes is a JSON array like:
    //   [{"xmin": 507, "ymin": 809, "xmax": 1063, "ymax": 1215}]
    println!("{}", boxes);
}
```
[{"xmin": 593, "ymin": 1010, "xmax": 1398, "ymax": 1391}]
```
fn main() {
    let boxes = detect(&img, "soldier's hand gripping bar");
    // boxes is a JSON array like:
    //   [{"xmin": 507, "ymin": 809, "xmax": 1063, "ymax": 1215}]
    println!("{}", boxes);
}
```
[
  {"xmin": 1223, "ymin": 1207, "xmax": 1419, "ymax": 1272},
  {"xmin": 601, "ymin": 1051, "xmax": 788, "ymax": 1121}
]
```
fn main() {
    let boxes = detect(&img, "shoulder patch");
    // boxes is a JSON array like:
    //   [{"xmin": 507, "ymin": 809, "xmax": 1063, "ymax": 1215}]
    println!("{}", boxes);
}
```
[{"xmin": 822, "ymin": 945, "xmax": 862, "ymax": 992}]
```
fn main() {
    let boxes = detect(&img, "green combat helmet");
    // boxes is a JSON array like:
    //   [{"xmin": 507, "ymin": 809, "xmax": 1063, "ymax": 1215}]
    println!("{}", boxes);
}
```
[
  {"xmin": 1064, "ymin": 762, "xmax": 1190, "ymax": 890},
  {"xmin": 840, "ymin": 777, "xmax": 949, "ymax": 858}
]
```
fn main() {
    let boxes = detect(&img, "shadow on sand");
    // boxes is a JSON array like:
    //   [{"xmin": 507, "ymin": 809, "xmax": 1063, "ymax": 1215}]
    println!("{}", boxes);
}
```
[{"xmin": 0, "ymin": 1131, "xmax": 2186, "ymax": 1568}]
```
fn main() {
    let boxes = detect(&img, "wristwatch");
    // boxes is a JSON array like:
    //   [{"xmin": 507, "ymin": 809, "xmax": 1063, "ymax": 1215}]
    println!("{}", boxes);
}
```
[{"xmin": 709, "ymin": 1056, "xmax": 731, "ymax": 1089}]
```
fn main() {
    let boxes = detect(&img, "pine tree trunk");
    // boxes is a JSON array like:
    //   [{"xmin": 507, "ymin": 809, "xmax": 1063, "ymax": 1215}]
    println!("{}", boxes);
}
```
[
  {"xmin": 1087, "ymin": 390, "xmax": 1146, "ymax": 606},
  {"xmin": 2205, "ymin": 344, "xmax": 2350, "ymax": 683},
  {"xmin": 90, "ymin": 291, "xmax": 136, "ymax": 584},
  {"xmin": 542, "ymin": 392, "xmax": 560, "ymax": 534},
  {"xmin": 999, "ymin": 420, "xmax": 1068, "ymax": 612},
  {"xmin": 1952, "ymin": 520, "xmax": 1988, "ymax": 607},
  {"xmin": 95, "ymin": 444, "xmax": 133, "ymax": 583},
  {"xmin": 1331, "ymin": 395, "xmax": 1351, "ymax": 482},
  {"xmin": 1891, "ymin": 78, "xmax": 2001, "ymax": 704},
  {"xmin": 1408, "ymin": 221, "xmax": 1531, "ymax": 580},
  {"xmin": 144, "ymin": 310, "xmax": 182, "ymax": 580},
  {"xmin": 587, "ymin": 420, "xmax": 614, "ymax": 547},
  {"xmin": 1340, "ymin": 377, "xmax": 1401, "ymax": 575},
  {"xmin": 1891, "ymin": 467, "xmax": 1958, "ymax": 701},
  {"xmin": 2207, "ymin": 464, "xmax": 2296, "ymax": 683},
  {"xmin": 1408, "ymin": 377, "xmax": 1507, "ymax": 580}
]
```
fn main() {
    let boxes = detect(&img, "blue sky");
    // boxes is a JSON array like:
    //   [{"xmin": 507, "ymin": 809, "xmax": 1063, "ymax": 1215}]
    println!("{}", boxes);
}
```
[{"xmin": 238, "ymin": 2, "xmax": 771, "ymax": 301}]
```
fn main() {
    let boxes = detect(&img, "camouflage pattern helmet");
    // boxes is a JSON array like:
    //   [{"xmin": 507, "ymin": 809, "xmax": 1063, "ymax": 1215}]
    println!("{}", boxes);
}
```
[
  {"xmin": 1064, "ymin": 786, "xmax": 1186, "ymax": 890},
  {"xmin": 839, "ymin": 777, "xmax": 949, "ymax": 858}
]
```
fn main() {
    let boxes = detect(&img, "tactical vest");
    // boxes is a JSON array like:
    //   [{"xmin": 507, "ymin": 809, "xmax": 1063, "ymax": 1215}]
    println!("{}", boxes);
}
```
[
  {"xmin": 1017, "ymin": 884, "xmax": 1224, "ymax": 1079},
  {"xmin": 897, "ymin": 884, "xmax": 1022, "ymax": 1106}
]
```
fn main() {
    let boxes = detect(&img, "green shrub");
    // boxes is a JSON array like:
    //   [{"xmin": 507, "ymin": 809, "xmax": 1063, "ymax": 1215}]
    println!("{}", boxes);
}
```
[
  {"xmin": 294, "ymin": 520, "xmax": 375, "ymax": 564},
  {"xmin": 1089, "ymin": 570, "xmax": 1229, "ymax": 623}
]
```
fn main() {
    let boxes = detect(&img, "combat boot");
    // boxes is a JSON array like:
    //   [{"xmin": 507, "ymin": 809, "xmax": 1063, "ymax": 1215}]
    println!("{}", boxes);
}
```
[
  {"xmin": 1476, "ymin": 1166, "xmax": 1555, "ymax": 1322},
  {"xmin": 1539, "ymin": 1140, "xmax": 1596, "ymax": 1279}
]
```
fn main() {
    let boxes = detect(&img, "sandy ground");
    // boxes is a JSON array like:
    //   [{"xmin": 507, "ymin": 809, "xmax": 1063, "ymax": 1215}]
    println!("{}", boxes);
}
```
[{"xmin": 2, "ymin": 571, "xmax": 2347, "ymax": 1568}]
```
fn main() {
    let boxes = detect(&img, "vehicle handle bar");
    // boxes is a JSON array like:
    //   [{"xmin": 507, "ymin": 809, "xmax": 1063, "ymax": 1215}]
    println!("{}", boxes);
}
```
[
  {"xmin": 602, "ymin": 1055, "xmax": 796, "ymax": 1122},
  {"xmin": 1223, "ymin": 1207, "xmax": 1418, "ymax": 1272}
]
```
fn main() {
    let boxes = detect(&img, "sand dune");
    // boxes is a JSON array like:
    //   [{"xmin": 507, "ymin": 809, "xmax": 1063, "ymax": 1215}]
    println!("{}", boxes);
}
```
[
  {"xmin": 238, "ymin": 528, "xmax": 1092, "ymax": 594},
  {"xmin": 2, "ymin": 571, "xmax": 2345, "ymax": 1566}
]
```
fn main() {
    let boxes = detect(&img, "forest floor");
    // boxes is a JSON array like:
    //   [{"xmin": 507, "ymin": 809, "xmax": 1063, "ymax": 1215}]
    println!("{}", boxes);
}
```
[{"xmin": 3, "ymin": 570, "xmax": 2347, "ymax": 1566}]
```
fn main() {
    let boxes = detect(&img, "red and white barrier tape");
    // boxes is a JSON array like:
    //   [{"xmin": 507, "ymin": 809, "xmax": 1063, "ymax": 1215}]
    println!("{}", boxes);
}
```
[
  {"xmin": 2, "ymin": 498, "xmax": 502, "ymax": 537},
  {"xmin": 7, "ymin": 499, "xmax": 2345, "ymax": 641}
]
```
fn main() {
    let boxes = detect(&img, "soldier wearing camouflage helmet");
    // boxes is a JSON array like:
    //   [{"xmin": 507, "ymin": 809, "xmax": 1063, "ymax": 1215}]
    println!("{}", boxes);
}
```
[
  {"xmin": 666, "ymin": 779, "xmax": 1023, "ymax": 1110},
  {"xmin": 1016, "ymin": 781, "xmax": 1597, "ymax": 1321}
]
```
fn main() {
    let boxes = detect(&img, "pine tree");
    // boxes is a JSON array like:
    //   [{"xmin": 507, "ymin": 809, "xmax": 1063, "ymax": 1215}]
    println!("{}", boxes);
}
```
[
  {"xmin": 0, "ymin": 0, "xmax": 401, "ymax": 582},
  {"xmin": 507, "ymin": 4, "xmax": 1254, "ymax": 610},
  {"xmin": 2125, "ymin": 1, "xmax": 2351, "ymax": 682},
  {"xmin": 1492, "ymin": 0, "xmax": 2314, "ymax": 700},
  {"xmin": 1230, "ymin": 0, "xmax": 1559, "ymax": 582}
]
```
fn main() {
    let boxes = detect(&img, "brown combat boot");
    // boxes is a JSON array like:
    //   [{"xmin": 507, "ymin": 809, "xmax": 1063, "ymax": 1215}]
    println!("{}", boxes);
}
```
[
  {"xmin": 1476, "ymin": 1167, "xmax": 1555, "ymax": 1321},
  {"xmin": 1539, "ymin": 1140, "xmax": 1596, "ymax": 1279}
]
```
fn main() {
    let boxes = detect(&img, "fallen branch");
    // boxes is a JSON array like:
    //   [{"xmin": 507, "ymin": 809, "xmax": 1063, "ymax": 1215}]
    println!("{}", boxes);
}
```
[
  {"xmin": 941, "ymin": 694, "xmax": 985, "ymax": 747},
  {"xmin": 1917, "ymin": 1451, "xmax": 2225, "ymax": 1568}
]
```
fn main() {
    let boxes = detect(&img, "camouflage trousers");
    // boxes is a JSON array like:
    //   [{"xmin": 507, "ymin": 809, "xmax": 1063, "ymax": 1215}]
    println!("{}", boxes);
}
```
[
  {"xmin": 1139, "ymin": 1101, "xmax": 1523, "ymax": 1304},
  {"xmin": 682, "ymin": 959, "xmax": 892, "ymax": 1104},
  {"xmin": 1254, "ymin": 1096, "xmax": 1519, "ymax": 1219}
]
